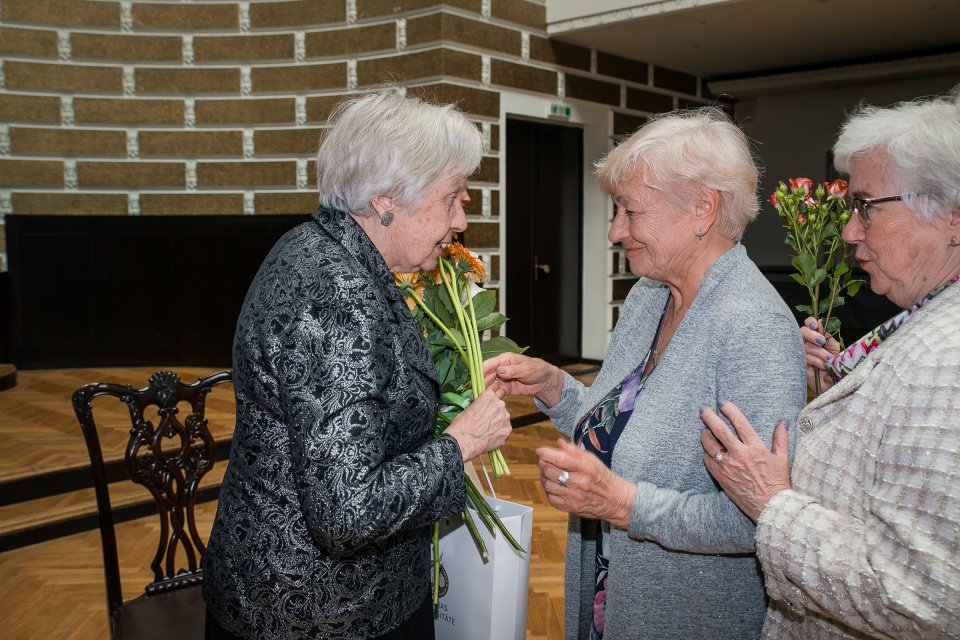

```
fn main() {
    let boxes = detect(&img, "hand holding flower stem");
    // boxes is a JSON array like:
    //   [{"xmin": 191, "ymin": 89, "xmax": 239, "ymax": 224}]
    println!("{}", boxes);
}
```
[
  {"xmin": 437, "ymin": 258, "xmax": 510, "ymax": 477},
  {"xmin": 395, "ymin": 244, "xmax": 526, "ymax": 604},
  {"xmin": 772, "ymin": 178, "xmax": 862, "ymax": 396}
]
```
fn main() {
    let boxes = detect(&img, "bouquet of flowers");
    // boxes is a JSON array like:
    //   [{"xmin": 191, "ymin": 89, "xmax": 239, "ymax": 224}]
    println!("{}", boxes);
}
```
[
  {"xmin": 394, "ymin": 242, "xmax": 526, "ymax": 602},
  {"xmin": 771, "ymin": 177, "xmax": 863, "ymax": 394}
]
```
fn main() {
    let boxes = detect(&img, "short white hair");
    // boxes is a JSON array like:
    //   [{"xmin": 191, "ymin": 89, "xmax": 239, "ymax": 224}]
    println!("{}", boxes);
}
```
[
  {"xmin": 316, "ymin": 89, "xmax": 483, "ymax": 216},
  {"xmin": 595, "ymin": 108, "xmax": 760, "ymax": 242},
  {"xmin": 833, "ymin": 86, "xmax": 960, "ymax": 222}
]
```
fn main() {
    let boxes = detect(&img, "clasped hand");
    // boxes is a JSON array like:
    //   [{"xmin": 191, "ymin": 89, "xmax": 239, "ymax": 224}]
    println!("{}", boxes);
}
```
[
  {"xmin": 698, "ymin": 401, "xmax": 792, "ymax": 522},
  {"xmin": 536, "ymin": 439, "xmax": 636, "ymax": 529},
  {"xmin": 801, "ymin": 316, "xmax": 841, "ymax": 392},
  {"xmin": 445, "ymin": 385, "xmax": 512, "ymax": 463}
]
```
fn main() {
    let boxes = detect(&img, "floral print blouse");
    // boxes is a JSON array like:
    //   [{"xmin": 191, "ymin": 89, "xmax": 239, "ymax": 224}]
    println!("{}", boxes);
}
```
[{"xmin": 572, "ymin": 350, "xmax": 654, "ymax": 639}]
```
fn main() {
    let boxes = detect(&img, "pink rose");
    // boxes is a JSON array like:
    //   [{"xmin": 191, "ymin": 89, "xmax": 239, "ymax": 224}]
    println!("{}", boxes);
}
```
[
  {"xmin": 769, "ymin": 192, "xmax": 781, "ymax": 209},
  {"xmin": 789, "ymin": 177, "xmax": 813, "ymax": 195},
  {"xmin": 828, "ymin": 179, "xmax": 848, "ymax": 199},
  {"xmin": 797, "ymin": 213, "xmax": 807, "ymax": 224}
]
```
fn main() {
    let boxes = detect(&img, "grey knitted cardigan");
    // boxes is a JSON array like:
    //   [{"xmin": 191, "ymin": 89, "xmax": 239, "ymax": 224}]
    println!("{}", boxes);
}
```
[{"xmin": 540, "ymin": 244, "xmax": 807, "ymax": 639}]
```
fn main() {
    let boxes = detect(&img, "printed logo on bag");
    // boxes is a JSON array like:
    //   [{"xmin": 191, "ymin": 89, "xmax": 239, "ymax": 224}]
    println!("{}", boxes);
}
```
[{"xmin": 437, "ymin": 563, "xmax": 449, "ymax": 599}]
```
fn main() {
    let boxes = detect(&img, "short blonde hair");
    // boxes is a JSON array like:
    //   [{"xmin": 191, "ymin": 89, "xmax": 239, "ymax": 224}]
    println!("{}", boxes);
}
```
[
  {"xmin": 596, "ymin": 108, "xmax": 760, "ymax": 241},
  {"xmin": 317, "ymin": 88, "xmax": 483, "ymax": 216}
]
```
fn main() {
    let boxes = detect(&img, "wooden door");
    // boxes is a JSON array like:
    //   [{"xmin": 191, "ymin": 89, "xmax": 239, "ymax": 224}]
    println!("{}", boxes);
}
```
[{"xmin": 505, "ymin": 119, "xmax": 583, "ymax": 364}]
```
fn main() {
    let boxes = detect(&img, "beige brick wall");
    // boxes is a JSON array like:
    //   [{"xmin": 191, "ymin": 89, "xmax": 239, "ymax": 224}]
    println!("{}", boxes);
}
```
[
  {"xmin": 71, "ymin": 33, "xmax": 182, "ymax": 62},
  {"xmin": 74, "ymin": 98, "xmax": 184, "ymax": 125},
  {"xmin": 0, "ymin": 0, "xmax": 715, "ymax": 282},
  {"xmin": 195, "ymin": 98, "xmax": 297, "ymax": 126}
]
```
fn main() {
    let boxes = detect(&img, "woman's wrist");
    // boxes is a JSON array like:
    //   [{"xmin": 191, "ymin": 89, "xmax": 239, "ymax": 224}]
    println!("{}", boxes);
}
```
[
  {"xmin": 610, "ymin": 477, "xmax": 637, "ymax": 530},
  {"xmin": 535, "ymin": 366, "xmax": 565, "ymax": 408}
]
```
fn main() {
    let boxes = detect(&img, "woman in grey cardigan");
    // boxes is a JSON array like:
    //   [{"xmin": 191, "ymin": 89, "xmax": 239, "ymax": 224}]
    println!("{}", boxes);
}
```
[{"xmin": 486, "ymin": 109, "xmax": 806, "ymax": 639}]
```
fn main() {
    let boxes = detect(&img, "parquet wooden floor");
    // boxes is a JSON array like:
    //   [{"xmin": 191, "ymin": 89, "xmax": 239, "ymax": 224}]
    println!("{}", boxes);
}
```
[
  {"xmin": 0, "ymin": 366, "xmax": 598, "ymax": 639},
  {"xmin": 0, "ymin": 367, "xmax": 236, "ymax": 484}
]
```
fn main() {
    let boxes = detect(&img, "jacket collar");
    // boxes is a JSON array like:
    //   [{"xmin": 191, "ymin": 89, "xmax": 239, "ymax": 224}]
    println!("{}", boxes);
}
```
[{"xmin": 312, "ymin": 207, "xmax": 438, "ymax": 384}]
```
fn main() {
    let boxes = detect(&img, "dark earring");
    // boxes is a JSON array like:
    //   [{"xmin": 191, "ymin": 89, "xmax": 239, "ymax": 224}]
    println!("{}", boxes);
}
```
[
  {"xmin": 695, "ymin": 228, "xmax": 705, "ymax": 240},
  {"xmin": 380, "ymin": 210, "xmax": 394, "ymax": 226}
]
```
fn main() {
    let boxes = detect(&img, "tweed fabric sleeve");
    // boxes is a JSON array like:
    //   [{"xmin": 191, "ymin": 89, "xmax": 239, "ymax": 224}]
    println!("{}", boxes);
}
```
[{"xmin": 755, "ymin": 292, "xmax": 960, "ymax": 639}]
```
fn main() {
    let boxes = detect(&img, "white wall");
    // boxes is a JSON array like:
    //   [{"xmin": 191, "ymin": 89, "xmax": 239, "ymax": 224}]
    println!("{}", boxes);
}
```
[
  {"xmin": 737, "ymin": 72, "xmax": 960, "ymax": 267},
  {"xmin": 546, "ymin": 0, "xmax": 739, "ymax": 24}
]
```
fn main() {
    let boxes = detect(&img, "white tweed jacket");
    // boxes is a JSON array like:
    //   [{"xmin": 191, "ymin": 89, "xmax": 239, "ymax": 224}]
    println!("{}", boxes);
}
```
[{"xmin": 756, "ymin": 281, "xmax": 960, "ymax": 639}]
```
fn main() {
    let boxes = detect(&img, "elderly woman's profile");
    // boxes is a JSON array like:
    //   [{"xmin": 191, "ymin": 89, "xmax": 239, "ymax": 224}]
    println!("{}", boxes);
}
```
[
  {"xmin": 700, "ymin": 88, "xmax": 960, "ymax": 638},
  {"xmin": 202, "ymin": 90, "xmax": 513, "ymax": 640}
]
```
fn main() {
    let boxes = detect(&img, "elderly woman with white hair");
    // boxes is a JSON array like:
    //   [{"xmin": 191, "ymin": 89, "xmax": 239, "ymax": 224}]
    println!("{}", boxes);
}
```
[
  {"xmin": 700, "ymin": 90, "xmax": 960, "ymax": 639},
  {"xmin": 486, "ymin": 108, "xmax": 806, "ymax": 639},
  {"xmin": 202, "ymin": 90, "xmax": 513, "ymax": 640}
]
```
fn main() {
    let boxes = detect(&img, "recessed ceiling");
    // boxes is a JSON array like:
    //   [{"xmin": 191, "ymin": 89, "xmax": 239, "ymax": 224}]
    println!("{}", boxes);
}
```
[{"xmin": 547, "ymin": 0, "xmax": 960, "ymax": 79}]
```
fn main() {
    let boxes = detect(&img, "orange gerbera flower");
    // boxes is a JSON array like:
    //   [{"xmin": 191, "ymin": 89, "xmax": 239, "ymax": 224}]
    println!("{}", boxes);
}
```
[
  {"xmin": 393, "ymin": 272, "xmax": 425, "ymax": 310},
  {"xmin": 441, "ymin": 242, "xmax": 487, "ymax": 283}
]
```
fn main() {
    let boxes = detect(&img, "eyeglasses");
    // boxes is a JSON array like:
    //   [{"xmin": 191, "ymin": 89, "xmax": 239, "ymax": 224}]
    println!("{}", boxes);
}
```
[{"xmin": 846, "ymin": 193, "xmax": 914, "ymax": 228}]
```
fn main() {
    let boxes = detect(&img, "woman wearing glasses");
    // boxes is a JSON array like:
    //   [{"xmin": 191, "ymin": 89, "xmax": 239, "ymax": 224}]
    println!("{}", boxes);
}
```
[{"xmin": 700, "ymin": 88, "xmax": 960, "ymax": 638}]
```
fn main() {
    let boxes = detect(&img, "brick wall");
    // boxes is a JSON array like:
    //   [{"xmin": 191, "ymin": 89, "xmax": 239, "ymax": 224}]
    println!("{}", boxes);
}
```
[{"xmin": 0, "ymin": 0, "xmax": 715, "ymax": 321}]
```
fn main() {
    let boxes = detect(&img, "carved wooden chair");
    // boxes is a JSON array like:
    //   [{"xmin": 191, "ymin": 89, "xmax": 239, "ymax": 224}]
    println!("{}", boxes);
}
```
[{"xmin": 72, "ymin": 370, "xmax": 233, "ymax": 639}]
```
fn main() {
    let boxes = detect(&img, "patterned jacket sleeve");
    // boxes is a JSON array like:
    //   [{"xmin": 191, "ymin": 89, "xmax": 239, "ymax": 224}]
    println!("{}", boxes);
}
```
[
  {"xmin": 272, "ymin": 275, "xmax": 466, "ymax": 556},
  {"xmin": 627, "ymin": 310, "xmax": 807, "ymax": 553},
  {"xmin": 755, "ymin": 352, "xmax": 960, "ymax": 638}
]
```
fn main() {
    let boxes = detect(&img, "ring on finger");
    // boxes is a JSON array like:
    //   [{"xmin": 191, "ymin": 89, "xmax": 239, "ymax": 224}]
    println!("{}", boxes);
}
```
[
  {"xmin": 714, "ymin": 449, "xmax": 727, "ymax": 464},
  {"xmin": 557, "ymin": 470, "xmax": 570, "ymax": 487}
]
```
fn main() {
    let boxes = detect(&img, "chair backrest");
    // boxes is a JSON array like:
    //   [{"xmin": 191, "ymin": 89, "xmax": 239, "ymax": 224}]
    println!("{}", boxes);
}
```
[{"xmin": 71, "ymin": 369, "xmax": 233, "ymax": 616}]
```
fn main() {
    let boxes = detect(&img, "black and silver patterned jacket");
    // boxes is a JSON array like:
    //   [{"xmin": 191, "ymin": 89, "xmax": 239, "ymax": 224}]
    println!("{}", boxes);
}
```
[{"xmin": 203, "ymin": 207, "xmax": 466, "ymax": 639}]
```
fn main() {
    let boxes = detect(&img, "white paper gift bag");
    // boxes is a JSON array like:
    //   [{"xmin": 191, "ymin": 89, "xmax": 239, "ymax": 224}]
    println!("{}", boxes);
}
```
[{"xmin": 434, "ymin": 496, "xmax": 533, "ymax": 640}]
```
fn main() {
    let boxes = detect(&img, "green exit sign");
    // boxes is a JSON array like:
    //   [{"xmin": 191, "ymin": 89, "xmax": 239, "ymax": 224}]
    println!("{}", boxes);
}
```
[{"xmin": 550, "ymin": 103, "xmax": 571, "ymax": 118}]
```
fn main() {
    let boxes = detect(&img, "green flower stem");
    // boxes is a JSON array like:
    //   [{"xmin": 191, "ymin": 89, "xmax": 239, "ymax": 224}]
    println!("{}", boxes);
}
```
[
  {"xmin": 464, "ymin": 274, "xmax": 485, "ymax": 389},
  {"xmin": 438, "ymin": 260, "xmax": 510, "ymax": 477},
  {"xmin": 439, "ymin": 260, "xmax": 481, "ymax": 398},
  {"xmin": 432, "ymin": 521, "xmax": 440, "ymax": 604},
  {"xmin": 821, "ymin": 235, "xmax": 842, "ymax": 330},
  {"xmin": 466, "ymin": 475, "xmax": 524, "ymax": 552},
  {"xmin": 448, "ymin": 265, "xmax": 483, "ymax": 398},
  {"xmin": 462, "ymin": 505, "xmax": 488, "ymax": 560},
  {"xmin": 406, "ymin": 287, "xmax": 469, "ymax": 365},
  {"xmin": 465, "ymin": 480, "xmax": 495, "ymax": 534},
  {"xmin": 461, "ymin": 271, "xmax": 510, "ymax": 477}
]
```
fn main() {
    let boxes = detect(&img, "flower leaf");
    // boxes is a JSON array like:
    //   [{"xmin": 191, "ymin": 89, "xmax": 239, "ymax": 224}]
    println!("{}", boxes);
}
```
[
  {"xmin": 847, "ymin": 279, "xmax": 863, "ymax": 296},
  {"xmin": 471, "ymin": 289, "xmax": 497, "ymax": 318},
  {"xmin": 480, "ymin": 336, "xmax": 526, "ymax": 359},
  {"xmin": 475, "ymin": 312, "xmax": 507, "ymax": 332},
  {"xmin": 825, "ymin": 316, "xmax": 842, "ymax": 336},
  {"xmin": 431, "ymin": 328, "xmax": 466, "ymax": 349},
  {"xmin": 794, "ymin": 303, "xmax": 814, "ymax": 314},
  {"xmin": 792, "ymin": 252, "xmax": 816, "ymax": 280},
  {"xmin": 810, "ymin": 268, "xmax": 827, "ymax": 287},
  {"xmin": 440, "ymin": 391, "xmax": 472, "ymax": 410}
]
